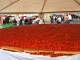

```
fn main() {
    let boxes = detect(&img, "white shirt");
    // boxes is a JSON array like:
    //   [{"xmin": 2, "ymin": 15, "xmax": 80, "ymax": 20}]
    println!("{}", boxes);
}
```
[
  {"xmin": 68, "ymin": 15, "xmax": 72, "ymax": 20},
  {"xmin": 58, "ymin": 17, "xmax": 61, "ymax": 22},
  {"xmin": 35, "ymin": 18, "xmax": 43, "ymax": 24}
]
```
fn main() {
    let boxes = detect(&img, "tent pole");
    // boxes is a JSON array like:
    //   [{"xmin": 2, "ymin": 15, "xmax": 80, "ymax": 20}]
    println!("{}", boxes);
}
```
[
  {"xmin": 41, "ymin": 0, "xmax": 47, "ymax": 13},
  {"xmin": 0, "ymin": 0, "xmax": 19, "ymax": 11},
  {"xmin": 39, "ymin": 13, "xmax": 44, "ymax": 19},
  {"xmin": 74, "ymin": 0, "xmax": 80, "ymax": 5}
]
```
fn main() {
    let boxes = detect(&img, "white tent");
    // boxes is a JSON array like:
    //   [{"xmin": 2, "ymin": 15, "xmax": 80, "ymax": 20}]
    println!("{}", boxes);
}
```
[{"xmin": 0, "ymin": 0, "xmax": 80, "ymax": 14}]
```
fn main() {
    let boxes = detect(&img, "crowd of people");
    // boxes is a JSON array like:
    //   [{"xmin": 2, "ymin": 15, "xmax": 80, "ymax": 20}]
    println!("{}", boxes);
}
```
[
  {"xmin": 2, "ymin": 16, "xmax": 43, "ymax": 26},
  {"xmin": 50, "ymin": 14, "xmax": 73, "ymax": 24},
  {"xmin": 1, "ymin": 13, "xmax": 80, "ymax": 26}
]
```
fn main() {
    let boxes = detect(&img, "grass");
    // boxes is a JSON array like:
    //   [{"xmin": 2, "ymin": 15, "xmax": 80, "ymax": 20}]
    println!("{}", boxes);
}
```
[{"xmin": 1, "ymin": 23, "xmax": 14, "ymax": 28}]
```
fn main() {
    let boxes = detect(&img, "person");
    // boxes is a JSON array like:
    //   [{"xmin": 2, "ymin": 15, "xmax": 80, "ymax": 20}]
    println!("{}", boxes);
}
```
[
  {"xmin": 68, "ymin": 14, "xmax": 72, "ymax": 23},
  {"xmin": 13, "ymin": 18, "xmax": 17, "ymax": 26},
  {"xmin": 2, "ymin": 18, "xmax": 6, "ymax": 24},
  {"xmin": 53, "ymin": 16, "xmax": 57, "ymax": 24},
  {"xmin": 42, "ymin": 18, "xmax": 45, "ymax": 24},
  {"xmin": 28, "ymin": 18, "xmax": 32, "ymax": 25},
  {"xmin": 57, "ymin": 16, "xmax": 61, "ymax": 24},
  {"xmin": 19, "ymin": 18, "xmax": 23, "ymax": 25},
  {"xmin": 50, "ymin": 16, "xmax": 53, "ymax": 24},
  {"xmin": 35, "ymin": 16, "xmax": 40, "ymax": 24},
  {"xmin": 5, "ymin": 16, "xmax": 10, "ymax": 24},
  {"xmin": 32, "ymin": 18, "xmax": 36, "ymax": 24},
  {"xmin": 39, "ymin": 19, "xmax": 43, "ymax": 24},
  {"xmin": 24, "ymin": 18, "xmax": 28, "ymax": 25},
  {"xmin": 61, "ymin": 16, "xmax": 64, "ymax": 24},
  {"xmin": 64, "ymin": 15, "xmax": 68, "ymax": 23}
]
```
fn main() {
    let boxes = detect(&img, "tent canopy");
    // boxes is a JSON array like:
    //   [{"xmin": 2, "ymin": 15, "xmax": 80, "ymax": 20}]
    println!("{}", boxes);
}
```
[{"xmin": 0, "ymin": 0, "xmax": 80, "ymax": 14}]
